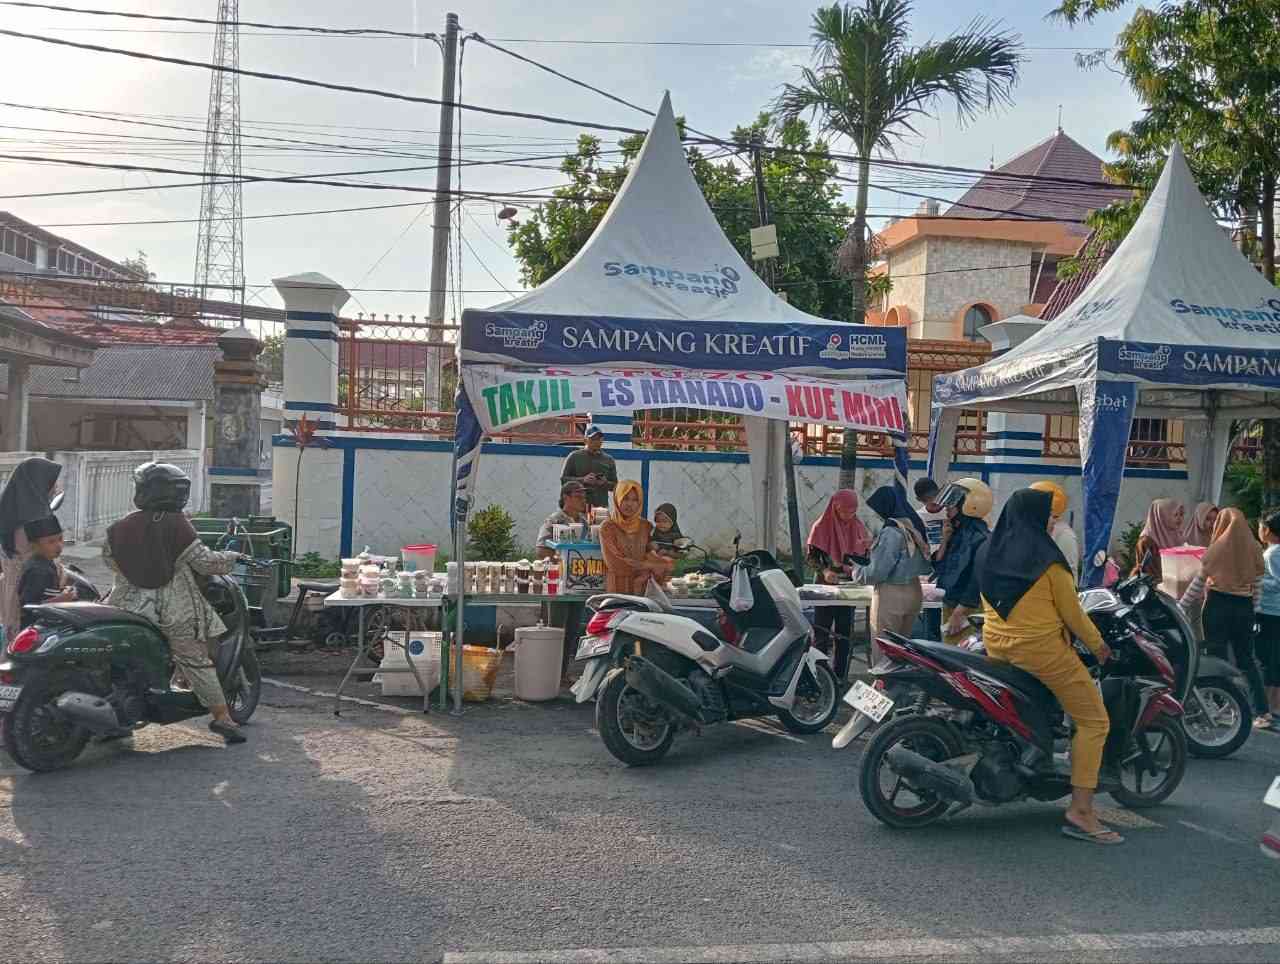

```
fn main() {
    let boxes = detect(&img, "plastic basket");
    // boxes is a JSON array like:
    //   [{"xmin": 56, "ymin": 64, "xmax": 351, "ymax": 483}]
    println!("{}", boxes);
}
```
[
  {"xmin": 193, "ymin": 516, "xmax": 293, "ymax": 598},
  {"xmin": 448, "ymin": 644, "xmax": 502, "ymax": 702}
]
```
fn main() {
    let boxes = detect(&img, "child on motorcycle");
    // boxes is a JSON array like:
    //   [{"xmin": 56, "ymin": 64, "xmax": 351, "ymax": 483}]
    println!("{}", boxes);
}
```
[{"xmin": 16, "ymin": 515, "xmax": 73, "ymax": 628}]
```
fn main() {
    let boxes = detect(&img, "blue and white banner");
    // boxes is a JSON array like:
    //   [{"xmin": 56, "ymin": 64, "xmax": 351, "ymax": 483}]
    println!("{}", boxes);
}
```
[
  {"xmin": 1100, "ymin": 339, "xmax": 1280, "ymax": 390},
  {"xmin": 461, "ymin": 309, "xmax": 907, "ymax": 376},
  {"xmin": 460, "ymin": 364, "xmax": 909, "ymax": 439},
  {"xmin": 450, "ymin": 385, "xmax": 484, "ymax": 533},
  {"xmin": 1078, "ymin": 380, "xmax": 1137, "ymax": 588}
]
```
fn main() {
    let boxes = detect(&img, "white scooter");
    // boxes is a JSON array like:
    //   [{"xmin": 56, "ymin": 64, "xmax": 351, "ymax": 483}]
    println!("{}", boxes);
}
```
[{"xmin": 570, "ymin": 544, "xmax": 840, "ymax": 766}]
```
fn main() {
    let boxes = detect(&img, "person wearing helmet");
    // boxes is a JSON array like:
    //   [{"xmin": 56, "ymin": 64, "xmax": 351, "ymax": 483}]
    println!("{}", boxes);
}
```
[
  {"xmin": 1030, "ymin": 481, "xmax": 1080, "ymax": 585},
  {"xmin": 102, "ymin": 462, "xmax": 248, "ymax": 744},
  {"xmin": 933, "ymin": 478, "xmax": 993, "ymax": 644}
]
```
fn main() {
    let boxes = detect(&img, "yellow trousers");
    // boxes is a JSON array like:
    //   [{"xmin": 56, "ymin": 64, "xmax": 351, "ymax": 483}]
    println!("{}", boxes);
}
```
[{"xmin": 985, "ymin": 634, "xmax": 1109, "ymax": 789}]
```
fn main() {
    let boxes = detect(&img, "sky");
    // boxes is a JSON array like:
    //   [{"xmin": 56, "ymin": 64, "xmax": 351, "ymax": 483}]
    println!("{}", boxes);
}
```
[{"xmin": 0, "ymin": 0, "xmax": 1142, "ymax": 326}]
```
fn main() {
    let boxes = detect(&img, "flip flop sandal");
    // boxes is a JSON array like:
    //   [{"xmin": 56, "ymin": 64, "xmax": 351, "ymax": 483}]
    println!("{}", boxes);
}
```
[
  {"xmin": 1061, "ymin": 824, "xmax": 1124, "ymax": 845},
  {"xmin": 209, "ymin": 720, "xmax": 247, "ymax": 744}
]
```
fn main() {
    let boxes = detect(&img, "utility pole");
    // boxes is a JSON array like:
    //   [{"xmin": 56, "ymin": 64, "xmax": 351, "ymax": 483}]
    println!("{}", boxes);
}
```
[
  {"xmin": 751, "ymin": 139, "xmax": 806, "ymax": 582},
  {"xmin": 426, "ymin": 12, "xmax": 459, "ymax": 412}
]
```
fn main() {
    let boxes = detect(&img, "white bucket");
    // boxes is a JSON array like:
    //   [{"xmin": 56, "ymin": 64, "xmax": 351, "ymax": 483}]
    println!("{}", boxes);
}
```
[
  {"xmin": 513, "ymin": 625, "xmax": 564, "ymax": 702},
  {"xmin": 375, "ymin": 632, "xmax": 442, "ymax": 696}
]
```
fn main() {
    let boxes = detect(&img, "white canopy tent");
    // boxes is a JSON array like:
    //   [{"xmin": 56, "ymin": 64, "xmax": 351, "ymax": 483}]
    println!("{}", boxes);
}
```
[
  {"xmin": 928, "ymin": 144, "xmax": 1280, "ymax": 585},
  {"xmin": 446, "ymin": 95, "xmax": 911, "ymax": 712}
]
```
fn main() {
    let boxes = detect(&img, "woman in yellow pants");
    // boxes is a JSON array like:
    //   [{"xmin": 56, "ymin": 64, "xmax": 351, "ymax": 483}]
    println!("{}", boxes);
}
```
[{"xmin": 978, "ymin": 489, "xmax": 1119, "ymax": 845}]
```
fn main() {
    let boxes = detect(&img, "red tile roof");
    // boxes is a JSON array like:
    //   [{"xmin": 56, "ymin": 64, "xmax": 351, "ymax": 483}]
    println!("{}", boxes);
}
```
[
  {"xmin": 1039, "ymin": 231, "xmax": 1115, "ymax": 320},
  {"xmin": 946, "ymin": 130, "xmax": 1130, "ymax": 235},
  {"xmin": 12, "ymin": 296, "xmax": 223, "ymax": 347}
]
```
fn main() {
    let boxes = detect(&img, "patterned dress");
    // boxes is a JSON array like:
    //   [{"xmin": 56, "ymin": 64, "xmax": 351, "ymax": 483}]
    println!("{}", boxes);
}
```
[{"xmin": 103, "ymin": 538, "xmax": 239, "ymax": 642}]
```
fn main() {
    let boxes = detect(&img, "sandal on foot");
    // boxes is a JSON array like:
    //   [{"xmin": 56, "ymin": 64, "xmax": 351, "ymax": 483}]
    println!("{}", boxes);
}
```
[
  {"xmin": 209, "ymin": 720, "xmax": 247, "ymax": 744},
  {"xmin": 1061, "ymin": 824, "xmax": 1124, "ymax": 845}
]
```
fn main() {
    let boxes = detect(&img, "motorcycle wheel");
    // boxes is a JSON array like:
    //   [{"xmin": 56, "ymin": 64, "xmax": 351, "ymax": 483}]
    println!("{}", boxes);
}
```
[
  {"xmin": 227, "ymin": 647, "xmax": 262, "ymax": 725},
  {"xmin": 859, "ymin": 715, "xmax": 961, "ymax": 829},
  {"xmin": 2, "ymin": 673, "xmax": 91, "ymax": 773},
  {"xmin": 776, "ymin": 662, "xmax": 839, "ymax": 734},
  {"xmin": 1183, "ymin": 679, "xmax": 1251, "ymax": 759},
  {"xmin": 596, "ymin": 668, "xmax": 674, "ymax": 767},
  {"xmin": 1110, "ymin": 717, "xmax": 1187, "ymax": 809}
]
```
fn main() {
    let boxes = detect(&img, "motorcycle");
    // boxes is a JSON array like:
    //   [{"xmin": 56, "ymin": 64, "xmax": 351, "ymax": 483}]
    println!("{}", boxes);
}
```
[
  {"xmin": 835, "ymin": 570, "xmax": 1188, "ymax": 829},
  {"xmin": 960, "ymin": 570, "xmax": 1250, "ymax": 760},
  {"xmin": 570, "ymin": 544, "xmax": 840, "ymax": 766},
  {"xmin": 1262, "ymin": 775, "xmax": 1280, "ymax": 860},
  {"xmin": 0, "ymin": 559, "xmax": 265, "ymax": 772}
]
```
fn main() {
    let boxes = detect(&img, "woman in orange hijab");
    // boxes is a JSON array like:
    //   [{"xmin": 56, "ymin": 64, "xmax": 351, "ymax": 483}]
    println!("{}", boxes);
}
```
[
  {"xmin": 1180, "ymin": 508, "xmax": 1270, "ymax": 726},
  {"xmin": 599, "ymin": 480, "xmax": 673, "ymax": 595}
]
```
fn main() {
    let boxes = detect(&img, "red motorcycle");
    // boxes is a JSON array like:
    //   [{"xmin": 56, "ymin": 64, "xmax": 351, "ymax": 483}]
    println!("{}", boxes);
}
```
[{"xmin": 835, "ymin": 572, "xmax": 1187, "ymax": 829}]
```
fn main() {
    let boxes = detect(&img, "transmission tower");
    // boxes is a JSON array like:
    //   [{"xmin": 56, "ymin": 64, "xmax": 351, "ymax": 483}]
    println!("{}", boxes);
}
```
[{"xmin": 192, "ymin": 0, "xmax": 243, "ymax": 326}]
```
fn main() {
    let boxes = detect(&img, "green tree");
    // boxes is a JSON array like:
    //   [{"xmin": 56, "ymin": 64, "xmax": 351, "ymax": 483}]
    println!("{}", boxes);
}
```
[
  {"xmin": 773, "ymin": 0, "xmax": 1021, "ymax": 485},
  {"xmin": 260, "ymin": 332, "xmax": 284, "ymax": 384},
  {"xmin": 506, "ymin": 115, "xmax": 861, "ymax": 321},
  {"xmin": 1052, "ymin": 0, "xmax": 1280, "ymax": 506}
]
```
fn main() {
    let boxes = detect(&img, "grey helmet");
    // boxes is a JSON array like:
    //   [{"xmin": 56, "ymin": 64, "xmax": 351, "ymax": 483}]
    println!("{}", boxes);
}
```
[{"xmin": 133, "ymin": 461, "xmax": 191, "ymax": 512}]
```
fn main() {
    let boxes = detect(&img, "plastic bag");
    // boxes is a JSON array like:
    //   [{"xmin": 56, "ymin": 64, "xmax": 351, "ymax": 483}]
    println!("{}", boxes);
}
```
[
  {"xmin": 730, "ymin": 564, "xmax": 754, "ymax": 613},
  {"xmin": 645, "ymin": 577, "xmax": 673, "ymax": 613}
]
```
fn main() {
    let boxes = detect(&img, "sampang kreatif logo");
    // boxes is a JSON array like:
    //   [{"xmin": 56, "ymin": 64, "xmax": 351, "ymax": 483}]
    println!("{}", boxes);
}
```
[
  {"xmin": 1116, "ymin": 344, "xmax": 1171, "ymax": 372},
  {"xmin": 603, "ymin": 261, "xmax": 741, "ymax": 300},
  {"xmin": 1172, "ymin": 297, "xmax": 1280, "ymax": 334},
  {"xmin": 484, "ymin": 319, "xmax": 547, "ymax": 350},
  {"xmin": 818, "ymin": 332, "xmax": 888, "ymax": 361}
]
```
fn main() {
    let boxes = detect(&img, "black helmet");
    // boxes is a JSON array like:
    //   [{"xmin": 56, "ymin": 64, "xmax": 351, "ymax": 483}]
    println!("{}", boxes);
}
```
[{"xmin": 133, "ymin": 461, "xmax": 191, "ymax": 512}]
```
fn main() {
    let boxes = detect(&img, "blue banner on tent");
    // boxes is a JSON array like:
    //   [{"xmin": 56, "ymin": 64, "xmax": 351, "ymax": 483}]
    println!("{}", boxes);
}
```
[
  {"xmin": 1100, "ymin": 339, "xmax": 1280, "ymax": 388},
  {"xmin": 461, "ymin": 309, "xmax": 907, "ymax": 374},
  {"xmin": 450, "ymin": 385, "xmax": 484, "ymax": 536},
  {"xmin": 1078, "ymin": 380, "xmax": 1137, "ymax": 588}
]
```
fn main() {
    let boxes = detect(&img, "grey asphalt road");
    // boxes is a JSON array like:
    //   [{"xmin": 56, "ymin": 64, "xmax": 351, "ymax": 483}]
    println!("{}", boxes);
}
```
[{"xmin": 2, "ymin": 679, "xmax": 1278, "ymax": 964}]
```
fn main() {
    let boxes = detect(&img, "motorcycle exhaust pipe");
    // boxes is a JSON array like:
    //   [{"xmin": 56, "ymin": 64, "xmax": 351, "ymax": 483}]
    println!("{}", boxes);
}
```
[
  {"xmin": 625, "ymin": 657, "xmax": 704, "ymax": 722},
  {"xmin": 54, "ymin": 692, "xmax": 122, "ymax": 733},
  {"xmin": 885, "ymin": 746, "xmax": 974, "ymax": 805}
]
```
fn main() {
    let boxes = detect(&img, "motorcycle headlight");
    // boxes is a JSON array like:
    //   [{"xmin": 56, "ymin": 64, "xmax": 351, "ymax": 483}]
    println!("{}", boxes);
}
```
[{"xmin": 1129, "ymin": 583, "xmax": 1150, "ymax": 605}]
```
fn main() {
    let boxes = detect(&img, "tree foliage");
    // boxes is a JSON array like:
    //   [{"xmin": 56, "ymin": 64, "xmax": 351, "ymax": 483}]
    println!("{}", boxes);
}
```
[
  {"xmin": 506, "ymin": 114, "xmax": 863, "ymax": 321},
  {"xmin": 773, "ymin": 0, "xmax": 1022, "ymax": 322},
  {"xmin": 1055, "ymin": 1, "xmax": 1280, "ymax": 282},
  {"xmin": 260, "ymin": 332, "xmax": 284, "ymax": 383}
]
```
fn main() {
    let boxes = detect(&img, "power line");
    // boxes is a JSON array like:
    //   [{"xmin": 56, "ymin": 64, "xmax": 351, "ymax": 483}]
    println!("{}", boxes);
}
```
[
  {"xmin": 0, "ymin": 1, "xmax": 439, "ymax": 39},
  {"xmin": 0, "ymin": 27, "xmax": 650, "ymax": 137}
]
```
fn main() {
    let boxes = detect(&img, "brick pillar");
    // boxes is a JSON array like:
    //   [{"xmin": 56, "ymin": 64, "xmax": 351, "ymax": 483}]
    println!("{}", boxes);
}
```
[{"xmin": 209, "ymin": 327, "xmax": 268, "ymax": 518}]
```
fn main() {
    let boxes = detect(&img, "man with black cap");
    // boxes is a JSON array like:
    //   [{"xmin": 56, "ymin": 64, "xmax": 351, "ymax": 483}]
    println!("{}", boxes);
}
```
[
  {"xmin": 536, "ymin": 480, "xmax": 590, "ymax": 560},
  {"xmin": 560, "ymin": 425, "xmax": 617, "ymax": 510}
]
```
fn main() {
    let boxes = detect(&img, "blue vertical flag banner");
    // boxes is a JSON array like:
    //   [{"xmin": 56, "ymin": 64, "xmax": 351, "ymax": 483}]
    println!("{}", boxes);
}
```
[
  {"xmin": 450, "ymin": 384, "xmax": 484, "ymax": 540},
  {"xmin": 1077, "ymin": 380, "xmax": 1138, "ymax": 588}
]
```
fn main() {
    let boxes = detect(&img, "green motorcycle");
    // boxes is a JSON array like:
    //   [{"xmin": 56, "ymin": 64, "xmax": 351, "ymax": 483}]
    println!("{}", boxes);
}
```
[{"xmin": 0, "ymin": 563, "xmax": 263, "ymax": 772}]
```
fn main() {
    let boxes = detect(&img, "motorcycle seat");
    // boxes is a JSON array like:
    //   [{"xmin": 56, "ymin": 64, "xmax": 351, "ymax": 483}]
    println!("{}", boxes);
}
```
[
  {"xmin": 27, "ymin": 601, "xmax": 158, "ymax": 631},
  {"xmin": 909, "ymin": 639, "xmax": 1059, "ymax": 710}
]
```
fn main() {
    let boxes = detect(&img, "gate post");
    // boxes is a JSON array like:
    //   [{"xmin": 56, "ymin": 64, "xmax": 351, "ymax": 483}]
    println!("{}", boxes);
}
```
[
  {"xmin": 272, "ymin": 272, "xmax": 348, "ymax": 430},
  {"xmin": 208, "ymin": 326, "xmax": 268, "ymax": 518}
]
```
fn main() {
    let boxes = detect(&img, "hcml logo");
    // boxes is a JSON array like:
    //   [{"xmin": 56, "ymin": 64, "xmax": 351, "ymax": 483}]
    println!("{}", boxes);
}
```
[
  {"xmin": 603, "ymin": 261, "xmax": 740, "ymax": 300},
  {"xmin": 484, "ymin": 319, "xmax": 547, "ymax": 350},
  {"xmin": 1116, "ymin": 344, "xmax": 1171, "ymax": 372},
  {"xmin": 818, "ymin": 332, "xmax": 888, "ymax": 361}
]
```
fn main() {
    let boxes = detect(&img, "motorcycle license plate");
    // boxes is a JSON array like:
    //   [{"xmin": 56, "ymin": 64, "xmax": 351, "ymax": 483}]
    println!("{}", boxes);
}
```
[
  {"xmin": 1264, "ymin": 776, "xmax": 1280, "ymax": 811},
  {"xmin": 0, "ymin": 684, "xmax": 21, "ymax": 712},
  {"xmin": 575, "ymin": 634, "xmax": 613, "ymax": 661},
  {"xmin": 843, "ymin": 680, "xmax": 894, "ymax": 722}
]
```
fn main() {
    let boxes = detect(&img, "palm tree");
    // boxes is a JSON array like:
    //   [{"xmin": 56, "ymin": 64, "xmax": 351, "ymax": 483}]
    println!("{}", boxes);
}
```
[{"xmin": 775, "ymin": 1, "xmax": 1022, "ymax": 485}]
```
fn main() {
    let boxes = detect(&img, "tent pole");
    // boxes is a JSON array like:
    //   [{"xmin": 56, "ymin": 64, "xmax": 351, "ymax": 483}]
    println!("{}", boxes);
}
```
[{"xmin": 453, "ymin": 502, "xmax": 466, "ymax": 716}]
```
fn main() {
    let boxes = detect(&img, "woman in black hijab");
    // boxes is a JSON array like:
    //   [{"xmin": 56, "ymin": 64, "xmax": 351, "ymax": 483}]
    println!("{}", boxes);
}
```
[
  {"xmin": 0, "ymin": 457, "xmax": 62, "ymax": 639},
  {"xmin": 978, "ymin": 489, "xmax": 1119, "ymax": 845}
]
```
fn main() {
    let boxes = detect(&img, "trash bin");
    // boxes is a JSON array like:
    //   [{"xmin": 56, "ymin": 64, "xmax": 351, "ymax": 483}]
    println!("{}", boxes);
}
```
[
  {"xmin": 192, "ymin": 516, "xmax": 293, "ymax": 598},
  {"xmin": 513, "ymin": 624, "xmax": 564, "ymax": 702}
]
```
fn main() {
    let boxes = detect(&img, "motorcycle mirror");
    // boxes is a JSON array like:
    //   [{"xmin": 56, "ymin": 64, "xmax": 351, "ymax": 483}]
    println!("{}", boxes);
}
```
[
  {"xmin": 49, "ymin": 491, "xmax": 64, "ymax": 511},
  {"xmin": 733, "ymin": 532, "xmax": 741, "ymax": 548}
]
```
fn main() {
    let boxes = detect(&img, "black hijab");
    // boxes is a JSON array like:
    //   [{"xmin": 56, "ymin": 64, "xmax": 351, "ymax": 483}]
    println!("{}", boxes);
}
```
[
  {"xmin": 652, "ymin": 502, "xmax": 682, "ymax": 546},
  {"xmin": 977, "ymin": 488, "xmax": 1069, "ymax": 620},
  {"xmin": 866, "ymin": 484, "xmax": 928, "ymax": 545},
  {"xmin": 0, "ymin": 457, "xmax": 61, "ymax": 555}
]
